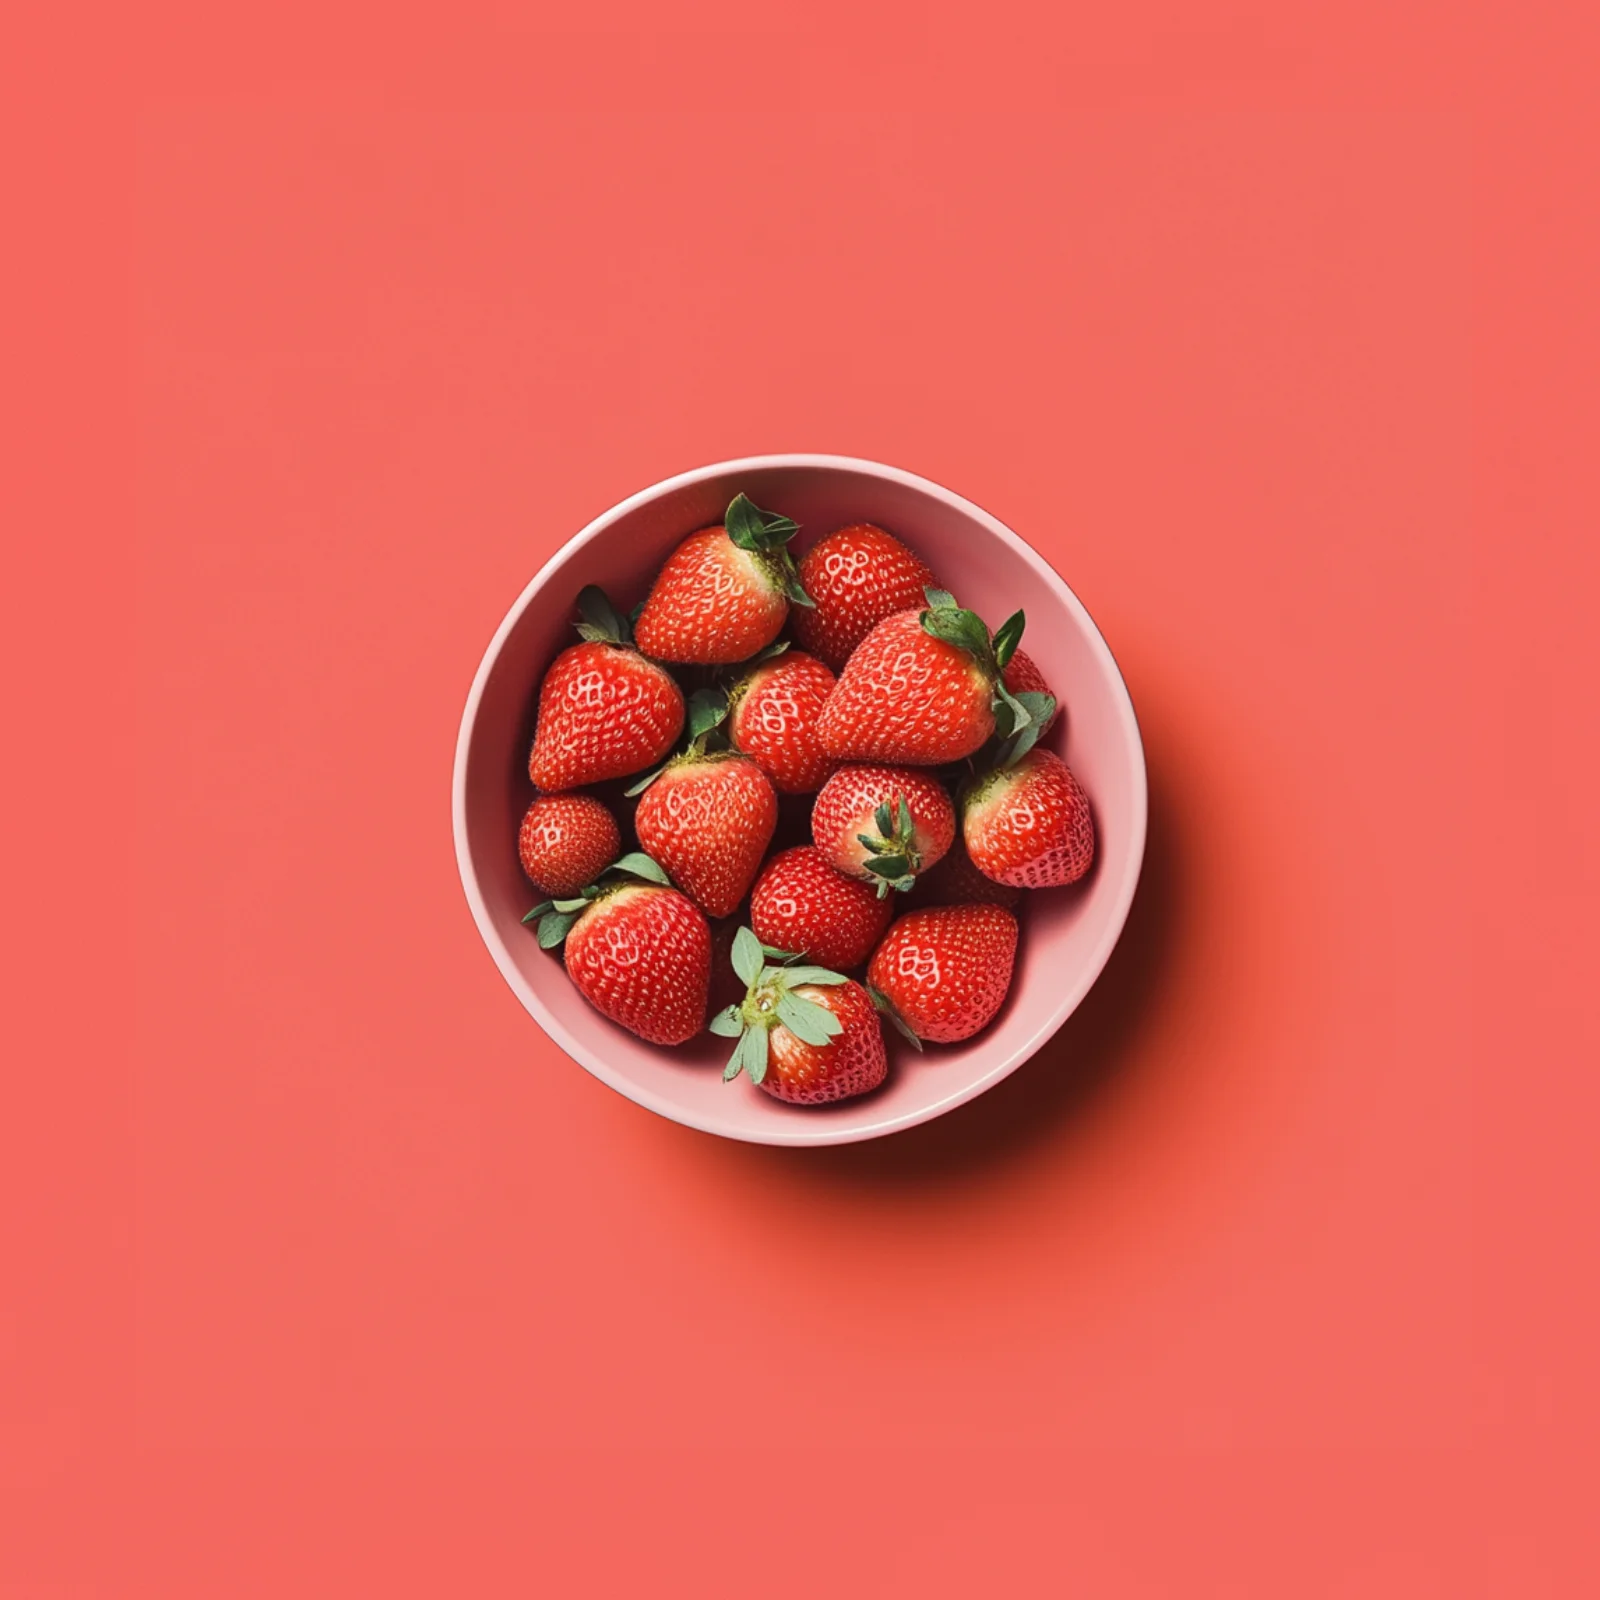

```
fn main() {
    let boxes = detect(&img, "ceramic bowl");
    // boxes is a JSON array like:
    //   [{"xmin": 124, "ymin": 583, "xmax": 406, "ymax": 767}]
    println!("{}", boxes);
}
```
[{"xmin": 453, "ymin": 454, "xmax": 1146, "ymax": 1146}]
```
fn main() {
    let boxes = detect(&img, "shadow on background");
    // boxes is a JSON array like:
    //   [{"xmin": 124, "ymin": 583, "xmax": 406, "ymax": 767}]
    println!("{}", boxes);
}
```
[{"xmin": 734, "ymin": 750, "xmax": 1186, "ymax": 1191}]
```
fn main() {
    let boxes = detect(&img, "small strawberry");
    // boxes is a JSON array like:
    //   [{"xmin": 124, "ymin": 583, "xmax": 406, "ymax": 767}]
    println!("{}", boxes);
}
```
[
  {"xmin": 911, "ymin": 836, "xmax": 1023, "ymax": 911},
  {"xmin": 791, "ymin": 523, "xmax": 938, "ymax": 670},
  {"xmin": 962, "ymin": 747, "xmax": 1095, "ymax": 888},
  {"xmin": 1000, "ymin": 648, "xmax": 1060, "ymax": 735},
  {"xmin": 815, "ymin": 589, "xmax": 1053, "ymax": 766},
  {"xmin": 517, "ymin": 793, "xmax": 622, "ymax": 897},
  {"xmin": 633, "ymin": 494, "xmax": 812, "ymax": 664},
  {"xmin": 711, "ymin": 928, "xmax": 887, "ymax": 1105},
  {"xmin": 867, "ymin": 904, "xmax": 1019, "ymax": 1047},
  {"xmin": 528, "ymin": 587, "xmax": 685, "ymax": 791},
  {"xmin": 749, "ymin": 845, "xmax": 893, "ymax": 970},
  {"xmin": 726, "ymin": 647, "xmax": 837, "ymax": 794},
  {"xmin": 524, "ymin": 853, "xmax": 710, "ymax": 1045},
  {"xmin": 811, "ymin": 764, "xmax": 955, "ymax": 895},
  {"xmin": 632, "ymin": 751, "xmax": 778, "ymax": 919}
]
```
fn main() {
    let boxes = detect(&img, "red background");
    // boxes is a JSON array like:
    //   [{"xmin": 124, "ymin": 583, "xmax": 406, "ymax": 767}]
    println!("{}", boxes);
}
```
[{"xmin": 5, "ymin": 1, "xmax": 1598, "ymax": 1593}]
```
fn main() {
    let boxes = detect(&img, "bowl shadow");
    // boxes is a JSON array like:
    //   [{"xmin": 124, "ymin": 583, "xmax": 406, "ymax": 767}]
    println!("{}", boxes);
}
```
[{"xmin": 727, "ymin": 747, "xmax": 1184, "ymax": 1188}]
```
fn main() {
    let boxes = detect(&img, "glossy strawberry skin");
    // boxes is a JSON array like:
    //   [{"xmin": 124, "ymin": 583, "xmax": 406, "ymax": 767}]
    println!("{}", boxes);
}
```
[
  {"xmin": 528, "ymin": 641, "xmax": 685, "ymax": 792},
  {"xmin": 811, "ymin": 764, "xmax": 955, "ymax": 883},
  {"xmin": 963, "ymin": 748, "xmax": 1095, "ymax": 888},
  {"xmin": 1000, "ymin": 648, "xmax": 1060, "ymax": 734},
  {"xmin": 633, "ymin": 526, "xmax": 788, "ymax": 664},
  {"xmin": 517, "ymin": 794, "xmax": 622, "ymax": 898},
  {"xmin": 634, "ymin": 754, "xmax": 778, "ymax": 919},
  {"xmin": 749, "ymin": 846, "xmax": 893, "ymax": 970},
  {"xmin": 911, "ymin": 836, "xmax": 1023, "ymax": 911},
  {"xmin": 727, "ymin": 651, "xmax": 837, "ymax": 794},
  {"xmin": 815, "ymin": 610, "xmax": 994, "ymax": 765},
  {"xmin": 791, "ymin": 524, "xmax": 938, "ymax": 670},
  {"xmin": 759, "ymin": 979, "xmax": 888, "ymax": 1105},
  {"xmin": 563, "ymin": 884, "xmax": 711, "ymax": 1045},
  {"xmin": 867, "ymin": 904, "xmax": 1019, "ymax": 1044}
]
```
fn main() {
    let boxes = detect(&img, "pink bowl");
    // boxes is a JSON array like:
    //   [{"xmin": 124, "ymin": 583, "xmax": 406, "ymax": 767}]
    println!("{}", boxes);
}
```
[{"xmin": 452, "ymin": 455, "xmax": 1147, "ymax": 1146}]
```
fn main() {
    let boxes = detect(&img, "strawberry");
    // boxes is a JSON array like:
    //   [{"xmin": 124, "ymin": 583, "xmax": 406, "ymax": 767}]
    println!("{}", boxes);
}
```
[
  {"xmin": 867, "ymin": 903, "xmax": 1019, "ymax": 1046},
  {"xmin": 1000, "ymin": 648, "xmax": 1060, "ymax": 734},
  {"xmin": 911, "ymin": 836, "xmax": 1023, "ymax": 911},
  {"xmin": 711, "ymin": 928, "xmax": 887, "ymax": 1105},
  {"xmin": 517, "ymin": 793, "xmax": 622, "ymax": 897},
  {"xmin": 726, "ymin": 647, "xmax": 837, "ymax": 794},
  {"xmin": 811, "ymin": 763, "xmax": 955, "ymax": 894},
  {"xmin": 633, "ymin": 494, "xmax": 812, "ymax": 664},
  {"xmin": 632, "ymin": 751, "xmax": 778, "ymax": 919},
  {"xmin": 528, "ymin": 587, "xmax": 685, "ymax": 791},
  {"xmin": 962, "ymin": 747, "xmax": 1095, "ymax": 888},
  {"xmin": 814, "ymin": 589, "xmax": 1053, "ymax": 766},
  {"xmin": 524, "ymin": 853, "xmax": 710, "ymax": 1045},
  {"xmin": 749, "ymin": 845, "xmax": 893, "ymax": 970},
  {"xmin": 790, "ymin": 522, "xmax": 938, "ymax": 670}
]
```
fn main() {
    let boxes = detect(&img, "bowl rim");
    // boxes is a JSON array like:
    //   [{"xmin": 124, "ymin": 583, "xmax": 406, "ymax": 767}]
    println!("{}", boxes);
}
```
[{"xmin": 452, "ymin": 453, "xmax": 1148, "ymax": 1146}]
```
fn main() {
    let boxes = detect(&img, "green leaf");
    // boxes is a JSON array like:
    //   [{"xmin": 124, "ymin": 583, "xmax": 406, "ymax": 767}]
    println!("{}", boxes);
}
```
[
  {"xmin": 782, "ymin": 567, "xmax": 816, "ymax": 608},
  {"xmin": 687, "ymin": 687, "xmax": 729, "ymax": 738},
  {"xmin": 521, "ymin": 900, "xmax": 553, "ymax": 924},
  {"xmin": 575, "ymin": 585, "xmax": 628, "ymax": 644},
  {"xmin": 863, "ymin": 853, "xmax": 910, "ymax": 878},
  {"xmin": 623, "ymin": 762, "xmax": 670, "ymax": 797},
  {"xmin": 741, "ymin": 1024, "xmax": 770, "ymax": 1086},
  {"xmin": 1012, "ymin": 691, "xmax": 1054, "ymax": 726},
  {"xmin": 611, "ymin": 851, "xmax": 671, "ymax": 885},
  {"xmin": 708, "ymin": 1005, "xmax": 744, "ymax": 1038},
  {"xmin": 731, "ymin": 926, "xmax": 764, "ymax": 988},
  {"xmin": 760, "ymin": 943, "xmax": 799, "ymax": 961},
  {"xmin": 724, "ymin": 493, "xmax": 800, "ymax": 554},
  {"xmin": 993, "ymin": 678, "xmax": 1032, "ymax": 734},
  {"xmin": 780, "ymin": 966, "xmax": 849, "ymax": 986},
  {"xmin": 550, "ymin": 896, "xmax": 590, "ymax": 913},
  {"xmin": 776, "ymin": 992, "xmax": 843, "ymax": 1046},
  {"xmin": 991, "ymin": 609, "xmax": 1025, "ymax": 669},
  {"xmin": 723, "ymin": 1034, "xmax": 749, "ymax": 1080},
  {"xmin": 896, "ymin": 796, "xmax": 914, "ymax": 837},
  {"xmin": 920, "ymin": 604, "xmax": 993, "ymax": 663},
  {"xmin": 867, "ymin": 983, "xmax": 923, "ymax": 1052},
  {"xmin": 751, "ymin": 639, "xmax": 792, "ymax": 664},
  {"xmin": 924, "ymin": 587, "xmax": 957, "ymax": 610},
  {"xmin": 873, "ymin": 800, "xmax": 894, "ymax": 836},
  {"xmin": 856, "ymin": 832, "xmax": 891, "ymax": 855},
  {"xmin": 998, "ymin": 711, "xmax": 1051, "ymax": 769},
  {"xmin": 536, "ymin": 909, "xmax": 578, "ymax": 950}
]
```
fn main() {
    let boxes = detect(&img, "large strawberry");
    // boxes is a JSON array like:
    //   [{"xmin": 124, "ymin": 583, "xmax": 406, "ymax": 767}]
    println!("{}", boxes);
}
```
[
  {"xmin": 633, "ymin": 494, "xmax": 812, "ymax": 664},
  {"xmin": 814, "ymin": 589, "xmax": 1053, "ymax": 766},
  {"xmin": 711, "ymin": 928, "xmax": 887, "ymax": 1105},
  {"xmin": 517, "ymin": 793, "xmax": 622, "ymax": 897},
  {"xmin": 791, "ymin": 523, "xmax": 937, "ymax": 670},
  {"xmin": 726, "ymin": 647, "xmax": 836, "ymax": 794},
  {"xmin": 867, "ymin": 903, "xmax": 1019, "ymax": 1047},
  {"xmin": 749, "ymin": 845, "xmax": 893, "ymax": 970},
  {"xmin": 528, "ymin": 587, "xmax": 685, "ymax": 791},
  {"xmin": 811, "ymin": 764, "xmax": 955, "ymax": 895},
  {"xmin": 632, "ymin": 751, "xmax": 778, "ymax": 918},
  {"xmin": 963, "ymin": 747, "xmax": 1095, "ymax": 888},
  {"xmin": 524, "ymin": 853, "xmax": 710, "ymax": 1045},
  {"xmin": 911, "ymin": 835, "xmax": 1023, "ymax": 911}
]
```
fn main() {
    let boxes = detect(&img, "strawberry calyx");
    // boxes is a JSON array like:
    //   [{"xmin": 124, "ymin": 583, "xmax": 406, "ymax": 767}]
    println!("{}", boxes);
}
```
[
  {"xmin": 521, "ymin": 850, "xmax": 672, "ymax": 950},
  {"xmin": 572, "ymin": 585, "xmax": 636, "ymax": 647},
  {"xmin": 866, "ymin": 982, "xmax": 924, "ymax": 1053},
  {"xmin": 918, "ymin": 586, "xmax": 1054, "ymax": 759},
  {"xmin": 709, "ymin": 927, "xmax": 849, "ymax": 1085},
  {"xmin": 724, "ymin": 493, "xmax": 815, "ymax": 610},
  {"xmin": 854, "ymin": 795, "xmax": 928, "ymax": 897}
]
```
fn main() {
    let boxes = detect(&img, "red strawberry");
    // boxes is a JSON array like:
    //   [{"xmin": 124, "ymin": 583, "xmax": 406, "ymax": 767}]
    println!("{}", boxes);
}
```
[
  {"xmin": 867, "ymin": 904, "xmax": 1019, "ymax": 1046},
  {"xmin": 517, "ymin": 793, "xmax": 622, "ymax": 897},
  {"xmin": 526, "ymin": 854, "xmax": 711, "ymax": 1045},
  {"xmin": 1000, "ymin": 648, "xmax": 1060, "ymax": 734},
  {"xmin": 911, "ymin": 836, "xmax": 1023, "ymax": 911},
  {"xmin": 811, "ymin": 764, "xmax": 955, "ymax": 894},
  {"xmin": 791, "ymin": 523, "xmax": 937, "ymax": 670},
  {"xmin": 727, "ymin": 649, "xmax": 837, "ymax": 794},
  {"xmin": 815, "ymin": 589, "xmax": 1042, "ymax": 765},
  {"xmin": 528, "ymin": 588, "xmax": 684, "ymax": 791},
  {"xmin": 749, "ymin": 845, "xmax": 893, "ymax": 970},
  {"xmin": 963, "ymin": 747, "xmax": 1095, "ymax": 888},
  {"xmin": 712, "ymin": 928, "xmax": 887, "ymax": 1105},
  {"xmin": 633, "ymin": 752, "xmax": 778, "ymax": 918},
  {"xmin": 633, "ymin": 494, "xmax": 811, "ymax": 664}
]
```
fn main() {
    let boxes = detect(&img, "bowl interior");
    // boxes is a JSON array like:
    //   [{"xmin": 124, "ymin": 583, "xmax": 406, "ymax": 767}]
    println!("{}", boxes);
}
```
[{"xmin": 455, "ymin": 458, "xmax": 1145, "ymax": 1145}]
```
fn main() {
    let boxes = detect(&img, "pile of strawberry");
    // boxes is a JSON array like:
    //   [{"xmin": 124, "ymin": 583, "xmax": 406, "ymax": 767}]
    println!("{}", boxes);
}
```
[{"xmin": 516, "ymin": 494, "xmax": 1096, "ymax": 1108}]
